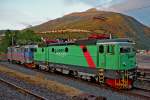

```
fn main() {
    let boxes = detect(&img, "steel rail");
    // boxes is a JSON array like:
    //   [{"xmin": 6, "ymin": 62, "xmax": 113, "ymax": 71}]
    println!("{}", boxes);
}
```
[
  {"xmin": 0, "ymin": 78, "xmax": 47, "ymax": 100},
  {"xmin": 0, "ymin": 62, "xmax": 150, "ymax": 99}
]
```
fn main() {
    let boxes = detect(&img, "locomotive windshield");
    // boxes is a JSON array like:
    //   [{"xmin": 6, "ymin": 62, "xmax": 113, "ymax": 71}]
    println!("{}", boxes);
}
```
[
  {"xmin": 120, "ymin": 47, "xmax": 130, "ymax": 53},
  {"xmin": 30, "ymin": 48, "xmax": 34, "ymax": 52},
  {"xmin": 119, "ymin": 43, "xmax": 132, "ymax": 53},
  {"xmin": 30, "ymin": 48, "xmax": 37, "ymax": 52}
]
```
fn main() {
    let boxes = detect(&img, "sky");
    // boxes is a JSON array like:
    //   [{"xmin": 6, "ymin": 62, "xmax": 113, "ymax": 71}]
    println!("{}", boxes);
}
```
[{"xmin": 0, "ymin": 0, "xmax": 150, "ymax": 30}]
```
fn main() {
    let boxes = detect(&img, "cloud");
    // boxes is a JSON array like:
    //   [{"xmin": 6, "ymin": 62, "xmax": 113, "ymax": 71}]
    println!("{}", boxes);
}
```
[
  {"xmin": 63, "ymin": 1, "xmax": 92, "ymax": 15},
  {"xmin": 97, "ymin": 0, "xmax": 150, "ymax": 13},
  {"xmin": 0, "ymin": 0, "xmax": 149, "ymax": 29},
  {"xmin": 64, "ymin": 0, "xmax": 114, "ymax": 7},
  {"xmin": 0, "ymin": 0, "xmax": 94, "ymax": 30},
  {"xmin": 0, "ymin": 8, "xmax": 38, "ymax": 29},
  {"xmin": 96, "ymin": 0, "xmax": 150, "ymax": 26}
]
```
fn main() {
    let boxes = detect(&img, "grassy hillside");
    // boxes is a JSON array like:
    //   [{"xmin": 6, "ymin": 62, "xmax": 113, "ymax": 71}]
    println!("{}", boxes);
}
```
[{"xmin": 30, "ymin": 8, "xmax": 150, "ymax": 49}]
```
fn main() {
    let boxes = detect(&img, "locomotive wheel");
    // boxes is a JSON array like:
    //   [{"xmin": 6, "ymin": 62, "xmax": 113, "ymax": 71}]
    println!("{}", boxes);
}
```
[
  {"xmin": 74, "ymin": 71, "xmax": 78, "ymax": 77},
  {"xmin": 49, "ymin": 67, "xmax": 56, "ymax": 73},
  {"xmin": 68, "ymin": 70, "xmax": 78, "ymax": 77},
  {"xmin": 90, "ymin": 76, "xmax": 96, "ymax": 82},
  {"xmin": 35, "ymin": 64, "xmax": 39, "ymax": 69},
  {"xmin": 69, "ymin": 70, "xmax": 74, "ymax": 76},
  {"xmin": 18, "ymin": 61, "xmax": 21, "ymax": 65}
]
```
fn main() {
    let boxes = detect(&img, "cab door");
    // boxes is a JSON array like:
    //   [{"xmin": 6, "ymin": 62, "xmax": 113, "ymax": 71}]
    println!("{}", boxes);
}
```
[
  {"xmin": 98, "ymin": 45, "xmax": 106, "ymax": 68},
  {"xmin": 105, "ymin": 45, "xmax": 116, "ymax": 69},
  {"xmin": 45, "ymin": 47, "xmax": 49, "ymax": 63}
]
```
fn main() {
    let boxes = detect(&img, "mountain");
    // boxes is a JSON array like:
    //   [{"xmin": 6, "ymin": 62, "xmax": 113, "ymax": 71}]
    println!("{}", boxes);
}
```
[{"xmin": 29, "ymin": 8, "xmax": 150, "ymax": 49}]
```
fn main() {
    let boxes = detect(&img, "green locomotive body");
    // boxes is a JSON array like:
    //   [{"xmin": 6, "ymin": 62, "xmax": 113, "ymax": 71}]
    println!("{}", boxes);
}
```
[
  {"xmin": 34, "ymin": 39, "xmax": 136, "ymax": 70},
  {"xmin": 33, "ymin": 38, "xmax": 137, "ymax": 89}
]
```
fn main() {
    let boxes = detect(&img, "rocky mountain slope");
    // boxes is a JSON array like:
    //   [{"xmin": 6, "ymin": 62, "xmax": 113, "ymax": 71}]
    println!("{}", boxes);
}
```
[{"xmin": 30, "ymin": 8, "xmax": 150, "ymax": 49}]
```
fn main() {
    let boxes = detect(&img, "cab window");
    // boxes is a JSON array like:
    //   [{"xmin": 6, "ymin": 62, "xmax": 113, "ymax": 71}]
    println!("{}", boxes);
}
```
[
  {"xmin": 99, "ymin": 45, "xmax": 104, "ymax": 53},
  {"xmin": 120, "ymin": 47, "xmax": 130, "ymax": 53},
  {"xmin": 30, "ymin": 48, "xmax": 35, "ymax": 52},
  {"xmin": 82, "ymin": 47, "xmax": 87, "ymax": 52},
  {"xmin": 25, "ymin": 48, "xmax": 28, "ymax": 52},
  {"xmin": 42, "ymin": 48, "xmax": 44, "ymax": 52},
  {"xmin": 107, "ymin": 45, "xmax": 114, "ymax": 54},
  {"xmin": 132, "ymin": 48, "xmax": 136, "ymax": 52},
  {"xmin": 65, "ymin": 47, "xmax": 68, "ymax": 52},
  {"xmin": 34, "ymin": 48, "xmax": 37, "ymax": 52}
]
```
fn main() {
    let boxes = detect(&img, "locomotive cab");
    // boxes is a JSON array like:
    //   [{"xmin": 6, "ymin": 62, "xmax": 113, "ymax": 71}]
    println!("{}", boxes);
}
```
[
  {"xmin": 97, "ymin": 39, "xmax": 136, "ymax": 70},
  {"xmin": 119, "ymin": 43, "xmax": 136, "ymax": 70},
  {"xmin": 24, "ymin": 45, "xmax": 38, "ymax": 64},
  {"xmin": 97, "ymin": 39, "xmax": 137, "ymax": 89}
]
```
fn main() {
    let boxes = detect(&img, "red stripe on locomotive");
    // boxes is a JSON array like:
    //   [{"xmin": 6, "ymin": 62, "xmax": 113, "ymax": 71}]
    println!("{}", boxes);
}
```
[{"xmin": 80, "ymin": 45, "xmax": 96, "ymax": 68}]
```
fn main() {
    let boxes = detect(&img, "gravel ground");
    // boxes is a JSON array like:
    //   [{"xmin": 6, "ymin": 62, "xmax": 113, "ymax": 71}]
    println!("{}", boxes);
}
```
[
  {"xmin": 131, "ymin": 89, "xmax": 150, "ymax": 98},
  {"xmin": 0, "ymin": 71, "xmax": 71, "ymax": 100},
  {"xmin": 0, "ymin": 81, "xmax": 37, "ymax": 100},
  {"xmin": 0, "ymin": 62, "xmax": 149, "ymax": 100}
]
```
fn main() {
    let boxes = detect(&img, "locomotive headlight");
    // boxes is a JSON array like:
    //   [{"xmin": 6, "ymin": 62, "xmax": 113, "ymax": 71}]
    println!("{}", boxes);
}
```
[{"xmin": 122, "ymin": 62, "xmax": 126, "ymax": 66}]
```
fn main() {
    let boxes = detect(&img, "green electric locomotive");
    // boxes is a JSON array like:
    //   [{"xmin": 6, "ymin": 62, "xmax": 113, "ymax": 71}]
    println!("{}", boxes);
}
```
[{"xmin": 33, "ymin": 38, "xmax": 137, "ymax": 89}]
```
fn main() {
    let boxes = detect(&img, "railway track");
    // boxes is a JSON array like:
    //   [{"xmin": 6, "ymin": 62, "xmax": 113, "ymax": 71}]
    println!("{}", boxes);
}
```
[
  {"xmin": 134, "ymin": 87, "xmax": 150, "ymax": 93},
  {"xmin": 0, "ymin": 78, "xmax": 47, "ymax": 100},
  {"xmin": 33, "ymin": 66, "xmax": 150, "ymax": 99},
  {"xmin": 60, "ymin": 74, "xmax": 150, "ymax": 99},
  {"xmin": 137, "ymin": 68, "xmax": 150, "ymax": 77},
  {"xmin": 0, "ymin": 62, "xmax": 150, "ymax": 100},
  {"xmin": 31, "ymin": 66, "xmax": 150, "ymax": 99}
]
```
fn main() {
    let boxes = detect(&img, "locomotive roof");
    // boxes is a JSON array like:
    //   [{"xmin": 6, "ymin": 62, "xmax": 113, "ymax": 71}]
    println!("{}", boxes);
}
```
[
  {"xmin": 47, "ymin": 38, "xmax": 132, "ymax": 46},
  {"xmin": 97, "ymin": 38, "xmax": 132, "ymax": 44},
  {"xmin": 47, "ymin": 42, "xmax": 75, "ymax": 46},
  {"xmin": 97, "ymin": 38, "xmax": 132, "ymax": 42},
  {"xmin": 47, "ymin": 39, "xmax": 98, "ymax": 46},
  {"xmin": 8, "ymin": 45, "xmax": 38, "ymax": 48}
]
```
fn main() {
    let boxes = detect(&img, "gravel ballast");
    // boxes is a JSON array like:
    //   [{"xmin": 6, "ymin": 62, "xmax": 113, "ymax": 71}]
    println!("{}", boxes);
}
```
[
  {"xmin": 0, "ymin": 72, "xmax": 71, "ymax": 100},
  {"xmin": 0, "ymin": 81, "xmax": 37, "ymax": 100},
  {"xmin": 0, "ymin": 62, "xmax": 149, "ymax": 100}
]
